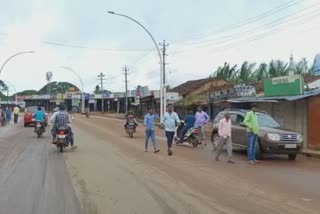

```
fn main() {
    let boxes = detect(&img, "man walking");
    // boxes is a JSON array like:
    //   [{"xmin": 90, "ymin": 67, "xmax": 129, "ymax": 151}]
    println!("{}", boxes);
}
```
[
  {"xmin": 162, "ymin": 104, "xmax": 180, "ymax": 156},
  {"xmin": 215, "ymin": 112, "xmax": 235, "ymax": 164},
  {"xmin": 243, "ymin": 103, "xmax": 260, "ymax": 165},
  {"xmin": 144, "ymin": 108, "xmax": 160, "ymax": 153},
  {"xmin": 13, "ymin": 105, "xmax": 19, "ymax": 124},
  {"xmin": 195, "ymin": 106, "xmax": 210, "ymax": 146}
]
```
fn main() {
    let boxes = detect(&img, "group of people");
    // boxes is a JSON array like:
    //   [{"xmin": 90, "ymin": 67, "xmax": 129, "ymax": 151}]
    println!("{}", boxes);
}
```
[
  {"xmin": 135, "ymin": 102, "xmax": 261, "ymax": 165},
  {"xmin": 143, "ymin": 105, "xmax": 210, "ymax": 156},
  {"xmin": 0, "ymin": 105, "xmax": 20, "ymax": 126},
  {"xmin": 214, "ymin": 103, "xmax": 260, "ymax": 165}
]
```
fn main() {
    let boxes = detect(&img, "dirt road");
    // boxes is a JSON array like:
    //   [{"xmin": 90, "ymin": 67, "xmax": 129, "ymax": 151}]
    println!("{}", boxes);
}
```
[
  {"xmin": 65, "ymin": 115, "xmax": 320, "ymax": 214},
  {"xmin": 0, "ymin": 123, "xmax": 81, "ymax": 214}
]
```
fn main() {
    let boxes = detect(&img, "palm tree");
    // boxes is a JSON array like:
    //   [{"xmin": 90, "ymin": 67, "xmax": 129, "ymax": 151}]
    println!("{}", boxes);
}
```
[
  {"xmin": 254, "ymin": 63, "xmax": 269, "ymax": 81},
  {"xmin": 211, "ymin": 62, "xmax": 238, "ymax": 82},
  {"xmin": 235, "ymin": 61, "xmax": 256, "ymax": 83},
  {"xmin": 295, "ymin": 58, "xmax": 309, "ymax": 75},
  {"xmin": 0, "ymin": 80, "xmax": 8, "ymax": 92},
  {"xmin": 268, "ymin": 60, "xmax": 288, "ymax": 77}
]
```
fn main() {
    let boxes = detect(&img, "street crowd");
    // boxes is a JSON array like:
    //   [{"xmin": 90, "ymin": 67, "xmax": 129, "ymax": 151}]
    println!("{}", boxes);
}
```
[
  {"xmin": 140, "ymin": 103, "xmax": 260, "ymax": 165},
  {"xmin": 0, "ymin": 105, "xmax": 20, "ymax": 126}
]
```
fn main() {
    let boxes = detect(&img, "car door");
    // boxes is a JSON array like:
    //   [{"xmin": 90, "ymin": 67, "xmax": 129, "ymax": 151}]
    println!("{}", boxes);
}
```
[{"xmin": 232, "ymin": 114, "xmax": 247, "ymax": 148}]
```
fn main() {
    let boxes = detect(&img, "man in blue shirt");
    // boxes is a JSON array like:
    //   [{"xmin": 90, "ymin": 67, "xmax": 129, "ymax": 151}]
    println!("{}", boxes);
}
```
[
  {"xmin": 162, "ymin": 104, "xmax": 180, "ymax": 156},
  {"xmin": 33, "ymin": 106, "xmax": 45, "ymax": 130},
  {"xmin": 144, "ymin": 108, "xmax": 160, "ymax": 153},
  {"xmin": 179, "ymin": 110, "xmax": 196, "ymax": 143}
]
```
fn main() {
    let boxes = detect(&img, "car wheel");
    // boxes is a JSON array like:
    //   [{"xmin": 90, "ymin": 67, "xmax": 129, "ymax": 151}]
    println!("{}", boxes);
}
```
[
  {"xmin": 24, "ymin": 123, "xmax": 27, "ymax": 127},
  {"xmin": 255, "ymin": 140, "xmax": 264, "ymax": 160},
  {"xmin": 288, "ymin": 154, "xmax": 297, "ymax": 161}
]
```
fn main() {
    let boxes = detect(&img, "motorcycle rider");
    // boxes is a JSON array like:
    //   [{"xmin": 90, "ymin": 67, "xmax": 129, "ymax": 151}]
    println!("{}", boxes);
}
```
[
  {"xmin": 124, "ymin": 110, "xmax": 138, "ymax": 132},
  {"xmin": 50, "ymin": 104, "xmax": 76, "ymax": 150},
  {"xmin": 33, "ymin": 106, "xmax": 46, "ymax": 131},
  {"xmin": 179, "ymin": 110, "xmax": 196, "ymax": 143}
]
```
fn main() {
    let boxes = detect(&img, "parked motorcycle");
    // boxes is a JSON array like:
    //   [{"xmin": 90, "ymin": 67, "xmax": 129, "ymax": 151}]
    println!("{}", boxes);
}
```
[
  {"xmin": 126, "ymin": 121, "xmax": 136, "ymax": 138},
  {"xmin": 34, "ymin": 121, "xmax": 45, "ymax": 138},
  {"xmin": 55, "ymin": 127, "xmax": 69, "ymax": 152},
  {"xmin": 174, "ymin": 121, "xmax": 201, "ymax": 147}
]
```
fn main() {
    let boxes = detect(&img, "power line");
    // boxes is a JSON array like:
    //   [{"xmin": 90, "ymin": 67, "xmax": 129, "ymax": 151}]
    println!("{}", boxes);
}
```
[
  {"xmin": 197, "ymin": 12, "xmax": 320, "ymax": 57},
  {"xmin": 171, "ymin": 5, "xmax": 320, "ymax": 55},
  {"xmin": 43, "ymin": 40, "xmax": 152, "ymax": 52},
  {"xmin": 176, "ymin": 4, "xmax": 320, "ymax": 48},
  {"xmin": 172, "ymin": 0, "xmax": 304, "ymax": 44}
]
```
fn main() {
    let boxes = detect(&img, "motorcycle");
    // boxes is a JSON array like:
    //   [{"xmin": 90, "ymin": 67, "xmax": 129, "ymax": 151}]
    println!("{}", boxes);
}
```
[
  {"xmin": 55, "ymin": 127, "xmax": 69, "ymax": 152},
  {"xmin": 34, "ymin": 120, "xmax": 45, "ymax": 138},
  {"xmin": 126, "ymin": 121, "xmax": 136, "ymax": 138},
  {"xmin": 174, "ymin": 121, "xmax": 201, "ymax": 148}
]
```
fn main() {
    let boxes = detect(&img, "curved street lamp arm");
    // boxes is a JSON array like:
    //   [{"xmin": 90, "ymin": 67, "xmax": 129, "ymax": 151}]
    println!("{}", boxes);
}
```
[
  {"xmin": 60, "ymin": 66, "xmax": 84, "ymax": 92},
  {"xmin": 108, "ymin": 12, "xmax": 163, "ymax": 64},
  {"xmin": 0, "ymin": 51, "xmax": 35, "ymax": 74}
]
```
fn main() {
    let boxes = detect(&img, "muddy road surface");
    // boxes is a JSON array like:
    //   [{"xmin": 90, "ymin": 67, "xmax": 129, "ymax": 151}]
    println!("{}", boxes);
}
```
[{"xmin": 0, "ymin": 115, "xmax": 319, "ymax": 214}]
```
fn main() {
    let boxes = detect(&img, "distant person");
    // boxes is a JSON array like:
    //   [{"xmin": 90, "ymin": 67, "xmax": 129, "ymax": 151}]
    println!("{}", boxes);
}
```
[
  {"xmin": 243, "ymin": 103, "xmax": 260, "ymax": 165},
  {"xmin": 162, "ymin": 104, "xmax": 180, "ymax": 156},
  {"xmin": 179, "ymin": 110, "xmax": 196, "ymax": 143},
  {"xmin": 51, "ymin": 105, "xmax": 76, "ymax": 150},
  {"xmin": 33, "ymin": 106, "xmax": 46, "ymax": 131},
  {"xmin": 215, "ymin": 112, "xmax": 235, "ymax": 164},
  {"xmin": 195, "ymin": 106, "xmax": 210, "ymax": 146},
  {"xmin": 13, "ymin": 105, "xmax": 19, "ymax": 124},
  {"xmin": 5, "ymin": 107, "xmax": 12, "ymax": 124},
  {"xmin": 144, "ymin": 108, "xmax": 160, "ymax": 153}
]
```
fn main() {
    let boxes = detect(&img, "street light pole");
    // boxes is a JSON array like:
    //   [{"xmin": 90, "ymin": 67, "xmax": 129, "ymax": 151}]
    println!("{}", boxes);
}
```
[
  {"xmin": 60, "ymin": 66, "xmax": 85, "ymax": 113},
  {"xmin": 2, "ymin": 80, "xmax": 18, "ymax": 105},
  {"xmin": 0, "ymin": 51, "xmax": 35, "ymax": 75},
  {"xmin": 107, "ymin": 11, "xmax": 165, "ymax": 121}
]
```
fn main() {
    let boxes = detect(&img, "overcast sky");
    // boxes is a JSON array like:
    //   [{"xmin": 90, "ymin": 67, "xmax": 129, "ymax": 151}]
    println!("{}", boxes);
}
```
[{"xmin": 0, "ymin": 0, "xmax": 320, "ymax": 94}]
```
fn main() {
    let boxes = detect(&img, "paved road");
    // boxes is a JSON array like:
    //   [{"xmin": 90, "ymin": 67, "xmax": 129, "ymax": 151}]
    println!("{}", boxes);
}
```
[
  {"xmin": 0, "ymin": 115, "xmax": 319, "ymax": 214},
  {"xmin": 66, "ymin": 115, "xmax": 320, "ymax": 214},
  {"xmin": 0, "ymin": 122, "xmax": 81, "ymax": 214}
]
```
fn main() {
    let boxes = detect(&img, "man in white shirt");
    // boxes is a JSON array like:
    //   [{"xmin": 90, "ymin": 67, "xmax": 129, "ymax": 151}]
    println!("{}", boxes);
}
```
[
  {"xmin": 162, "ymin": 104, "xmax": 180, "ymax": 156},
  {"xmin": 215, "ymin": 112, "xmax": 235, "ymax": 164}
]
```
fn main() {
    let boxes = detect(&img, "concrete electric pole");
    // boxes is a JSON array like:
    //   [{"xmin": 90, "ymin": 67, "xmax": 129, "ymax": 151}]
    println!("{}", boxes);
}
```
[
  {"xmin": 98, "ymin": 73, "xmax": 106, "ymax": 112},
  {"xmin": 160, "ymin": 40, "xmax": 169, "ymax": 111},
  {"xmin": 123, "ymin": 66, "xmax": 129, "ymax": 115}
]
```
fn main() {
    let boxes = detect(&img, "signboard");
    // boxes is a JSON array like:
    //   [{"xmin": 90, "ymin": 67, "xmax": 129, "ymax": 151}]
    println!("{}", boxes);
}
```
[
  {"xmin": 208, "ymin": 84, "xmax": 256, "ymax": 103},
  {"xmin": 264, "ymin": 74, "xmax": 304, "ymax": 96},
  {"xmin": 166, "ymin": 92, "xmax": 181, "ymax": 101}
]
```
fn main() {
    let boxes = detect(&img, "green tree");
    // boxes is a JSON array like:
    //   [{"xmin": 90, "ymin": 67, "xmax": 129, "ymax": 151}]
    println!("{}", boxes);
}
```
[
  {"xmin": 295, "ymin": 58, "xmax": 309, "ymax": 75},
  {"xmin": 254, "ymin": 63, "xmax": 269, "ymax": 81},
  {"xmin": 0, "ymin": 80, "xmax": 8, "ymax": 92},
  {"xmin": 268, "ymin": 60, "xmax": 288, "ymax": 77},
  {"xmin": 211, "ymin": 62, "xmax": 238, "ymax": 82},
  {"xmin": 235, "ymin": 61, "xmax": 256, "ymax": 83}
]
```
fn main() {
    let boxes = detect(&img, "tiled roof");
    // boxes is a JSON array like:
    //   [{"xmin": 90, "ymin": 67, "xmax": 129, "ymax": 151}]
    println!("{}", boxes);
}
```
[
  {"xmin": 170, "ymin": 78, "xmax": 216, "ymax": 95},
  {"xmin": 304, "ymin": 76, "xmax": 320, "ymax": 84}
]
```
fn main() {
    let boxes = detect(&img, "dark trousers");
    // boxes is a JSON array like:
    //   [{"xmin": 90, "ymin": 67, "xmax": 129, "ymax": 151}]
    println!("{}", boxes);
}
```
[
  {"xmin": 14, "ymin": 114, "xmax": 18, "ymax": 124},
  {"xmin": 166, "ymin": 131, "xmax": 175, "ymax": 149}
]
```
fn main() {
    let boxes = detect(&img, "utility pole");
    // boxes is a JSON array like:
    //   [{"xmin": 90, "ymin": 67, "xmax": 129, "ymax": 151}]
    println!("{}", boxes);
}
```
[
  {"xmin": 123, "ymin": 66, "xmax": 129, "ymax": 115},
  {"xmin": 98, "ymin": 73, "xmax": 106, "ymax": 113},
  {"xmin": 160, "ymin": 40, "xmax": 169, "ymax": 112}
]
